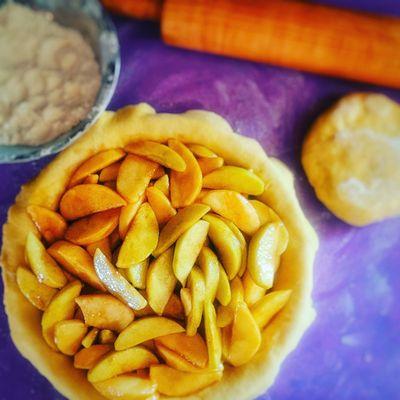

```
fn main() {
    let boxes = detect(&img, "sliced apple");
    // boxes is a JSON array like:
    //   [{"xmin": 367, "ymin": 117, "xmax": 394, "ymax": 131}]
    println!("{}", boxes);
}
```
[
  {"xmin": 81, "ymin": 328, "xmax": 99, "ymax": 348},
  {"xmin": 243, "ymin": 270, "xmax": 266, "ymax": 306},
  {"xmin": 83, "ymin": 174, "xmax": 99, "ymax": 184},
  {"xmin": 48, "ymin": 240, "xmax": 105, "ymax": 291},
  {"xmin": 198, "ymin": 247, "xmax": 220, "ymax": 302},
  {"xmin": 146, "ymin": 186, "xmax": 176, "ymax": 225},
  {"xmin": 115, "ymin": 317, "xmax": 184, "ymax": 351},
  {"xmin": 198, "ymin": 156, "xmax": 224, "ymax": 175},
  {"xmin": 202, "ymin": 214, "xmax": 242, "ymax": 280},
  {"xmin": 27, "ymin": 205, "xmax": 67, "ymax": 244},
  {"xmin": 117, "ymin": 203, "xmax": 158, "ymax": 267},
  {"xmin": 186, "ymin": 267, "xmax": 205, "ymax": 336},
  {"xmin": 116, "ymin": 154, "xmax": 158, "ymax": 203},
  {"xmin": 99, "ymin": 162, "xmax": 121, "ymax": 182},
  {"xmin": 153, "ymin": 203, "xmax": 210, "ymax": 257},
  {"xmin": 249, "ymin": 199, "xmax": 281, "ymax": 225},
  {"xmin": 93, "ymin": 373, "xmax": 157, "ymax": 400},
  {"xmin": 88, "ymin": 346, "xmax": 158, "ymax": 383},
  {"xmin": 180, "ymin": 288, "xmax": 192, "ymax": 316},
  {"xmin": 99, "ymin": 329, "xmax": 117, "ymax": 344},
  {"xmin": 146, "ymin": 247, "xmax": 176, "ymax": 315},
  {"xmin": 41, "ymin": 280, "xmax": 83, "ymax": 349},
  {"xmin": 163, "ymin": 293, "xmax": 185, "ymax": 320},
  {"xmin": 64, "ymin": 208, "xmax": 120, "ymax": 246},
  {"xmin": 168, "ymin": 139, "xmax": 202, "ymax": 208},
  {"xmin": 122, "ymin": 258, "xmax": 149, "ymax": 289},
  {"xmin": 155, "ymin": 342, "xmax": 201, "ymax": 372},
  {"xmin": 54, "ymin": 319, "xmax": 88, "ymax": 355},
  {"xmin": 204, "ymin": 301, "xmax": 222, "ymax": 370},
  {"xmin": 215, "ymin": 264, "xmax": 231, "ymax": 306},
  {"xmin": 86, "ymin": 237, "xmax": 112, "ymax": 260},
  {"xmin": 125, "ymin": 140, "xmax": 186, "ymax": 171},
  {"xmin": 173, "ymin": 220, "xmax": 209, "ymax": 286},
  {"xmin": 216, "ymin": 278, "xmax": 244, "ymax": 328},
  {"xmin": 94, "ymin": 249, "xmax": 147, "ymax": 310},
  {"xmin": 201, "ymin": 190, "xmax": 260, "ymax": 235},
  {"xmin": 69, "ymin": 149, "xmax": 125, "ymax": 186},
  {"xmin": 187, "ymin": 143, "xmax": 217, "ymax": 158},
  {"xmin": 150, "ymin": 365, "xmax": 222, "ymax": 396},
  {"xmin": 74, "ymin": 344, "xmax": 112, "ymax": 369},
  {"xmin": 251, "ymin": 290, "xmax": 292, "ymax": 329},
  {"xmin": 60, "ymin": 184, "xmax": 126, "ymax": 220},
  {"xmin": 118, "ymin": 195, "xmax": 144, "ymax": 239},
  {"xmin": 153, "ymin": 174, "xmax": 169, "ymax": 197},
  {"xmin": 26, "ymin": 232, "xmax": 67, "ymax": 289},
  {"xmin": 16, "ymin": 267, "xmax": 57, "ymax": 311},
  {"xmin": 247, "ymin": 222, "xmax": 288, "ymax": 289}
]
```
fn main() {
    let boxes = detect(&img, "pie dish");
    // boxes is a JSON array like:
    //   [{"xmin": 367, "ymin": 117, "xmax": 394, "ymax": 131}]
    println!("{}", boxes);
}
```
[{"xmin": 1, "ymin": 103, "xmax": 318, "ymax": 400}]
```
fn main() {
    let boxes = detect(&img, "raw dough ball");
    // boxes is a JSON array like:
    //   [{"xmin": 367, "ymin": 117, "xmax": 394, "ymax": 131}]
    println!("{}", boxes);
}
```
[{"xmin": 302, "ymin": 93, "xmax": 400, "ymax": 226}]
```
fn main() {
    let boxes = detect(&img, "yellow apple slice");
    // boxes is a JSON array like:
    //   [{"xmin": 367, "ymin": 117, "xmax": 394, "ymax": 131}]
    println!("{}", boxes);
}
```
[
  {"xmin": 173, "ymin": 220, "xmax": 209, "ymax": 286},
  {"xmin": 88, "ymin": 346, "xmax": 159, "ymax": 382},
  {"xmin": 48, "ymin": 240, "xmax": 105, "ymax": 291},
  {"xmin": 99, "ymin": 162, "xmax": 121, "ymax": 182},
  {"xmin": 115, "ymin": 317, "xmax": 184, "ymax": 351},
  {"xmin": 198, "ymin": 247, "xmax": 220, "ymax": 302},
  {"xmin": 117, "ymin": 154, "xmax": 158, "ymax": 203},
  {"xmin": 251, "ymin": 290, "xmax": 292, "ymax": 329},
  {"xmin": 16, "ymin": 267, "xmax": 57, "ymax": 311},
  {"xmin": 243, "ymin": 270, "xmax": 266, "ymax": 306},
  {"xmin": 60, "ymin": 184, "xmax": 126, "ymax": 220},
  {"xmin": 93, "ymin": 373, "xmax": 157, "ymax": 400},
  {"xmin": 81, "ymin": 328, "xmax": 99, "ymax": 348},
  {"xmin": 168, "ymin": 139, "xmax": 202, "ymax": 208},
  {"xmin": 202, "ymin": 214, "xmax": 242, "ymax": 279},
  {"xmin": 83, "ymin": 174, "xmax": 99, "ymax": 184},
  {"xmin": 118, "ymin": 195, "xmax": 144, "ymax": 239},
  {"xmin": 186, "ymin": 267, "xmax": 205, "ymax": 336},
  {"xmin": 27, "ymin": 205, "xmax": 67, "ymax": 244},
  {"xmin": 180, "ymin": 287, "xmax": 192, "ymax": 316},
  {"xmin": 155, "ymin": 343, "xmax": 201, "ymax": 372},
  {"xmin": 215, "ymin": 264, "xmax": 231, "ymax": 306},
  {"xmin": 198, "ymin": 156, "xmax": 224, "ymax": 175},
  {"xmin": 117, "ymin": 203, "xmax": 158, "ymax": 267},
  {"xmin": 187, "ymin": 143, "xmax": 217, "ymax": 158},
  {"xmin": 203, "ymin": 166, "xmax": 265, "ymax": 195},
  {"xmin": 247, "ymin": 222, "xmax": 289, "ymax": 289},
  {"xmin": 125, "ymin": 140, "xmax": 186, "ymax": 171},
  {"xmin": 153, "ymin": 203, "xmax": 210, "ymax": 257},
  {"xmin": 41, "ymin": 280, "xmax": 83, "ymax": 349},
  {"xmin": 86, "ymin": 237, "xmax": 112, "ymax": 260},
  {"xmin": 26, "ymin": 232, "xmax": 67, "ymax": 289},
  {"xmin": 150, "ymin": 365, "xmax": 222, "ymax": 396},
  {"xmin": 146, "ymin": 247, "xmax": 176, "ymax": 315},
  {"xmin": 74, "ymin": 344, "xmax": 113, "ymax": 369},
  {"xmin": 99, "ymin": 329, "xmax": 117, "ymax": 344},
  {"xmin": 249, "ymin": 199, "xmax": 281, "ymax": 225},
  {"xmin": 94, "ymin": 249, "xmax": 147, "ymax": 310},
  {"xmin": 69, "ymin": 149, "xmax": 126, "ymax": 187},
  {"xmin": 153, "ymin": 174, "xmax": 169, "ymax": 197},
  {"xmin": 204, "ymin": 301, "xmax": 222, "ymax": 370},
  {"xmin": 122, "ymin": 258, "xmax": 149, "ymax": 289},
  {"xmin": 201, "ymin": 190, "xmax": 260, "ymax": 235},
  {"xmin": 54, "ymin": 319, "xmax": 88, "ymax": 355},
  {"xmin": 76, "ymin": 293, "xmax": 135, "ymax": 332},
  {"xmin": 146, "ymin": 186, "xmax": 176, "ymax": 225},
  {"xmin": 216, "ymin": 277, "xmax": 244, "ymax": 328},
  {"xmin": 64, "ymin": 208, "xmax": 120, "ymax": 246}
]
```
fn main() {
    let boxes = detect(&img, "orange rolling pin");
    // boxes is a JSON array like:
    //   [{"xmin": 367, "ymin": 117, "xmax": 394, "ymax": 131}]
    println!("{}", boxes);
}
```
[{"xmin": 103, "ymin": 0, "xmax": 400, "ymax": 88}]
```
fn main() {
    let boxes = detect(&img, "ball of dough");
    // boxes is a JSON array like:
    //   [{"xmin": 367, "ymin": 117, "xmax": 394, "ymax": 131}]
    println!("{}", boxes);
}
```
[{"xmin": 302, "ymin": 93, "xmax": 400, "ymax": 226}]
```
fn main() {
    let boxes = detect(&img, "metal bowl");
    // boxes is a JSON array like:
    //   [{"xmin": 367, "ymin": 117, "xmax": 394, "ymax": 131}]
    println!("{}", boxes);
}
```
[{"xmin": 0, "ymin": 0, "xmax": 120, "ymax": 163}]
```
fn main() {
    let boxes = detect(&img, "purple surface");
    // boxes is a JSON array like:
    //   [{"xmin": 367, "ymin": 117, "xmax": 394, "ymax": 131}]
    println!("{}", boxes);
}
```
[{"xmin": 1, "ymin": 1, "xmax": 400, "ymax": 399}]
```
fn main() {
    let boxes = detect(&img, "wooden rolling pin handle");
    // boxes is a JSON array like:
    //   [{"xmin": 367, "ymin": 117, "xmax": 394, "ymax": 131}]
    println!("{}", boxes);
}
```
[{"xmin": 161, "ymin": 0, "xmax": 400, "ymax": 89}]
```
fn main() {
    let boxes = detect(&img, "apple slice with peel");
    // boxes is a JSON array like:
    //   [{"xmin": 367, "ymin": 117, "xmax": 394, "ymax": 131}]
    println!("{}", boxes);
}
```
[
  {"xmin": 41, "ymin": 280, "xmax": 83, "ymax": 349},
  {"xmin": 94, "ymin": 249, "xmax": 147, "ymax": 310},
  {"xmin": 202, "ymin": 214, "xmax": 242, "ymax": 280},
  {"xmin": 155, "ymin": 343, "xmax": 201, "ymax": 372},
  {"xmin": 215, "ymin": 264, "xmax": 231, "ymax": 307},
  {"xmin": 117, "ymin": 203, "xmax": 158, "ymax": 267},
  {"xmin": 48, "ymin": 240, "xmax": 105, "ymax": 291},
  {"xmin": 88, "ymin": 346, "xmax": 159, "ymax": 383},
  {"xmin": 250, "ymin": 290, "xmax": 292, "ymax": 329},
  {"xmin": 93, "ymin": 373, "xmax": 157, "ymax": 400},
  {"xmin": 153, "ymin": 203, "xmax": 210, "ymax": 257},
  {"xmin": 16, "ymin": 267, "xmax": 57, "ymax": 311},
  {"xmin": 74, "ymin": 344, "xmax": 113, "ymax": 369},
  {"xmin": 27, "ymin": 205, "xmax": 67, "ymax": 244},
  {"xmin": 198, "ymin": 247, "xmax": 220, "ymax": 303},
  {"xmin": 150, "ymin": 365, "xmax": 222, "ymax": 396},
  {"xmin": 186, "ymin": 267, "xmax": 205, "ymax": 336},
  {"xmin": 115, "ymin": 317, "xmax": 184, "ymax": 351},
  {"xmin": 204, "ymin": 301, "xmax": 222, "ymax": 370},
  {"xmin": 75, "ymin": 294, "xmax": 134, "ymax": 332},
  {"xmin": 146, "ymin": 247, "xmax": 176, "ymax": 315},
  {"xmin": 173, "ymin": 220, "xmax": 209, "ymax": 286},
  {"xmin": 26, "ymin": 232, "xmax": 67, "ymax": 289},
  {"xmin": 54, "ymin": 319, "xmax": 88, "ymax": 355}
]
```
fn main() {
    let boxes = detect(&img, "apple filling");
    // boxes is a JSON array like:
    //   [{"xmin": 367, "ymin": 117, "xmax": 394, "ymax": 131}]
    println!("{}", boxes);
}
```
[{"xmin": 18, "ymin": 140, "xmax": 291, "ymax": 399}]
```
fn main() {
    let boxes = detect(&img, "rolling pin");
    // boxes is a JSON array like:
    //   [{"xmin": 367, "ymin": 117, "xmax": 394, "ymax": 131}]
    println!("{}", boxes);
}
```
[{"xmin": 103, "ymin": 0, "xmax": 400, "ymax": 88}]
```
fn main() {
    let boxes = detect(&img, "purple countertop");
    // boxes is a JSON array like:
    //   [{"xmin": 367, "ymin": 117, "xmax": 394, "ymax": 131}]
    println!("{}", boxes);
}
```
[{"xmin": 1, "ymin": 1, "xmax": 399, "ymax": 399}]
